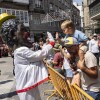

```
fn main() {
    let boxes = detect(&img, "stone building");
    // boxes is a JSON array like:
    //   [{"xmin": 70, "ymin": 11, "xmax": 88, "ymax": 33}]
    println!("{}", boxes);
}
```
[
  {"xmin": 89, "ymin": 0, "xmax": 100, "ymax": 34},
  {"xmin": 83, "ymin": 0, "xmax": 91, "ymax": 36},
  {"xmin": 0, "ymin": 0, "xmax": 82, "ymax": 42},
  {"xmin": 72, "ymin": 4, "xmax": 81, "ymax": 30},
  {"xmin": 29, "ymin": 0, "xmax": 73, "ymax": 41},
  {"xmin": 73, "ymin": 2, "xmax": 84, "ymax": 31},
  {"xmin": 83, "ymin": 0, "xmax": 100, "ymax": 36}
]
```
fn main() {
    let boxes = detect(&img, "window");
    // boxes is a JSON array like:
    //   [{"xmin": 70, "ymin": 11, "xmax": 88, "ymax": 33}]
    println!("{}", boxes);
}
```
[
  {"xmin": 49, "ymin": 3, "xmax": 53, "ymax": 11},
  {"xmin": 7, "ymin": 9, "xmax": 11, "ymax": 15},
  {"xmin": 35, "ymin": 0, "xmax": 42, "ymax": 8},
  {"xmin": 0, "ymin": 8, "xmax": 29, "ymax": 25},
  {"xmin": 59, "ymin": 0, "xmax": 61, "ymax": 2},
  {"xmin": 20, "ymin": 11, "xmax": 24, "ymax": 22},
  {"xmin": 55, "ymin": 5, "xmax": 58, "ymax": 12},
  {"xmin": 2, "ymin": 8, "xmax": 6, "ymax": 13},
  {"xmin": 88, "ymin": 0, "xmax": 96, "ymax": 5},
  {"xmin": 33, "ymin": 15, "xmax": 40, "ymax": 24},
  {"xmin": 16, "ymin": 10, "xmax": 20, "ymax": 21},
  {"xmin": 12, "ymin": 10, "xmax": 15, "ymax": 15},
  {"xmin": 24, "ymin": 11, "xmax": 28, "ymax": 23}
]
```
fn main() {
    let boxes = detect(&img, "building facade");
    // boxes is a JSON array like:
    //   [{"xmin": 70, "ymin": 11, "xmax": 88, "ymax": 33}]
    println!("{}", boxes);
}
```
[
  {"xmin": 29, "ymin": 0, "xmax": 72, "ymax": 40},
  {"xmin": 72, "ymin": 4, "xmax": 81, "ymax": 30},
  {"xmin": 89, "ymin": 0, "xmax": 100, "ymax": 34},
  {"xmin": 0, "ymin": 0, "xmax": 29, "ymax": 27},
  {"xmin": 73, "ymin": 2, "xmax": 84, "ymax": 30},
  {"xmin": 29, "ymin": 0, "xmax": 74, "ymax": 41},
  {"xmin": 83, "ymin": 0, "xmax": 92, "ymax": 36},
  {"xmin": 0, "ymin": 0, "xmax": 81, "ymax": 42},
  {"xmin": 83, "ymin": 0, "xmax": 100, "ymax": 36}
]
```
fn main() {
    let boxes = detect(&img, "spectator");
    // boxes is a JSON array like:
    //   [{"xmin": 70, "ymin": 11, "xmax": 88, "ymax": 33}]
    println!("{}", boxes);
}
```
[
  {"xmin": 60, "ymin": 37, "xmax": 79, "ymax": 84},
  {"xmin": 14, "ymin": 30, "xmax": 55, "ymax": 100},
  {"xmin": 34, "ymin": 42, "xmax": 40, "ymax": 51},
  {"xmin": 56, "ymin": 20, "xmax": 88, "ymax": 48},
  {"xmin": 39, "ymin": 40, "xmax": 44, "ymax": 49},
  {"xmin": 2, "ymin": 43, "xmax": 9, "ymax": 57},
  {"xmin": 51, "ymin": 43, "xmax": 64, "ymax": 74},
  {"xmin": 98, "ymin": 35, "xmax": 100, "ymax": 65},
  {"xmin": 89, "ymin": 34, "xmax": 100, "ymax": 65},
  {"xmin": 0, "ymin": 35, "xmax": 4, "ymax": 57},
  {"xmin": 77, "ymin": 46, "xmax": 100, "ymax": 99}
]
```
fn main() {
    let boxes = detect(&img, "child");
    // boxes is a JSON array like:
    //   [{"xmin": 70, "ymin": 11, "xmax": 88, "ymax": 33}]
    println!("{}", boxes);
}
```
[{"xmin": 56, "ymin": 20, "xmax": 88, "ymax": 48}]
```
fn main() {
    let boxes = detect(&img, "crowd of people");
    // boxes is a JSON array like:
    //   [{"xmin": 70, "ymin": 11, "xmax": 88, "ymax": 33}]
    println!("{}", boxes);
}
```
[
  {"xmin": 0, "ymin": 35, "xmax": 9, "ymax": 57},
  {"xmin": 0, "ymin": 20, "xmax": 100, "ymax": 100}
]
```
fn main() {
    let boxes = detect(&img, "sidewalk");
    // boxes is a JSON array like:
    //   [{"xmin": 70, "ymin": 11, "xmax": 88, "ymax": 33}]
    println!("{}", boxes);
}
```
[{"xmin": 0, "ymin": 56, "xmax": 19, "ymax": 100}]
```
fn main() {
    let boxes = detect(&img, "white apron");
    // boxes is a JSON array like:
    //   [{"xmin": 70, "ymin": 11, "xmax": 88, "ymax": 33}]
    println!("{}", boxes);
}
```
[{"xmin": 14, "ymin": 44, "xmax": 52, "ymax": 100}]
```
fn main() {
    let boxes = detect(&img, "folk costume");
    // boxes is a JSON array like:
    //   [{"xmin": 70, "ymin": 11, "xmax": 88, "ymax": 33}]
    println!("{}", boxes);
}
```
[{"xmin": 14, "ymin": 31, "xmax": 54, "ymax": 100}]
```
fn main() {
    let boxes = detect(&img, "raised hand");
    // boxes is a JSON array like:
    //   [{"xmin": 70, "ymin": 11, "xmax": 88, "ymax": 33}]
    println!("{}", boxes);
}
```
[
  {"xmin": 47, "ymin": 32, "xmax": 55, "ymax": 42},
  {"xmin": 47, "ymin": 32, "xmax": 55, "ymax": 47}
]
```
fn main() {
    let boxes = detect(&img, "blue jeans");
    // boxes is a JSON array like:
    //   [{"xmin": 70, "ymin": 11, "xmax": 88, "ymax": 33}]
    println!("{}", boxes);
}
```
[{"xmin": 86, "ymin": 90, "xmax": 100, "ymax": 100}]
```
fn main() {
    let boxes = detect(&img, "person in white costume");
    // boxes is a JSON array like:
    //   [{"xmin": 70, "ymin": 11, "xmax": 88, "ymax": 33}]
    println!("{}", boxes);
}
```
[{"xmin": 14, "ymin": 29, "xmax": 55, "ymax": 100}]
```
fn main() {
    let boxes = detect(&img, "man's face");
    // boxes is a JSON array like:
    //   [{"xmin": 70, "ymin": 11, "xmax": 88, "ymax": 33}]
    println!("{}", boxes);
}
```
[{"xmin": 93, "ymin": 36, "xmax": 97, "ymax": 40}]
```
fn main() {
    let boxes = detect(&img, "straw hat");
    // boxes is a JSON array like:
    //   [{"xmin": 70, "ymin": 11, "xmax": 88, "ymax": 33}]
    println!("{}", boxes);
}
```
[{"xmin": 53, "ymin": 43, "xmax": 61, "ymax": 51}]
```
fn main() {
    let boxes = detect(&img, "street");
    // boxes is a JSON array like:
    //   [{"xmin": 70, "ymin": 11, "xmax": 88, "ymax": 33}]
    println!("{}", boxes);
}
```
[
  {"xmin": 0, "ymin": 56, "xmax": 58, "ymax": 100},
  {"xmin": 0, "ymin": 56, "xmax": 19, "ymax": 100}
]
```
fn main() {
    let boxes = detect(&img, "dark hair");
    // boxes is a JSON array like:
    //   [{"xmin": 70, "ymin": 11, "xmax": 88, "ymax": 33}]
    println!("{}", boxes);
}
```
[
  {"xmin": 15, "ymin": 23, "xmax": 32, "ymax": 48},
  {"xmin": 17, "ymin": 39, "xmax": 32, "ymax": 48}
]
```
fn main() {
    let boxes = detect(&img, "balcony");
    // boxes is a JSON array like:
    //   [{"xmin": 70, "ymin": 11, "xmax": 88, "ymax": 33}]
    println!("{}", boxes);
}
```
[
  {"xmin": 29, "ymin": 4, "xmax": 45, "ymax": 13},
  {"xmin": 34, "ymin": 5, "xmax": 45, "ymax": 13},
  {"xmin": 29, "ymin": 20, "xmax": 61, "ymax": 32},
  {"xmin": 90, "ymin": 2, "xmax": 100, "ymax": 20}
]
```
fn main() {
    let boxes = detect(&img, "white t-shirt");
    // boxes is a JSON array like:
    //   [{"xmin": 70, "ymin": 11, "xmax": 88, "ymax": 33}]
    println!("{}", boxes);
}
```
[
  {"xmin": 63, "ymin": 49, "xmax": 71, "ymax": 69},
  {"xmin": 81, "ymin": 51, "xmax": 100, "ymax": 92}
]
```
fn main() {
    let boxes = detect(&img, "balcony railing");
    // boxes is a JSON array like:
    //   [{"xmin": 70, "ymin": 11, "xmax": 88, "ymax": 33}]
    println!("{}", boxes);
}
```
[{"xmin": 90, "ymin": 3, "xmax": 100, "ymax": 18}]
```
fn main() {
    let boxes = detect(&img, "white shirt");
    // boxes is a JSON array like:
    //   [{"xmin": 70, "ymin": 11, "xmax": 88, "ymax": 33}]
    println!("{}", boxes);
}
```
[
  {"xmin": 14, "ymin": 44, "xmax": 52, "ymax": 92},
  {"xmin": 63, "ymin": 49, "xmax": 71, "ymax": 69},
  {"xmin": 89, "ymin": 39, "xmax": 99, "ymax": 53},
  {"xmin": 81, "ymin": 51, "xmax": 100, "ymax": 92}
]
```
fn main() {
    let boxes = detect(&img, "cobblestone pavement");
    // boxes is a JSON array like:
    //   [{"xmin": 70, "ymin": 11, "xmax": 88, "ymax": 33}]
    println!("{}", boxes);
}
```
[{"xmin": 0, "ymin": 57, "xmax": 59, "ymax": 100}]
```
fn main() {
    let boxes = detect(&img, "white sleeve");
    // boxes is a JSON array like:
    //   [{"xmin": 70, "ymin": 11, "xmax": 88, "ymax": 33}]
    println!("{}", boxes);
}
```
[
  {"xmin": 23, "ymin": 44, "xmax": 52, "ymax": 62},
  {"xmin": 88, "ymin": 40, "xmax": 92, "ymax": 52}
]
